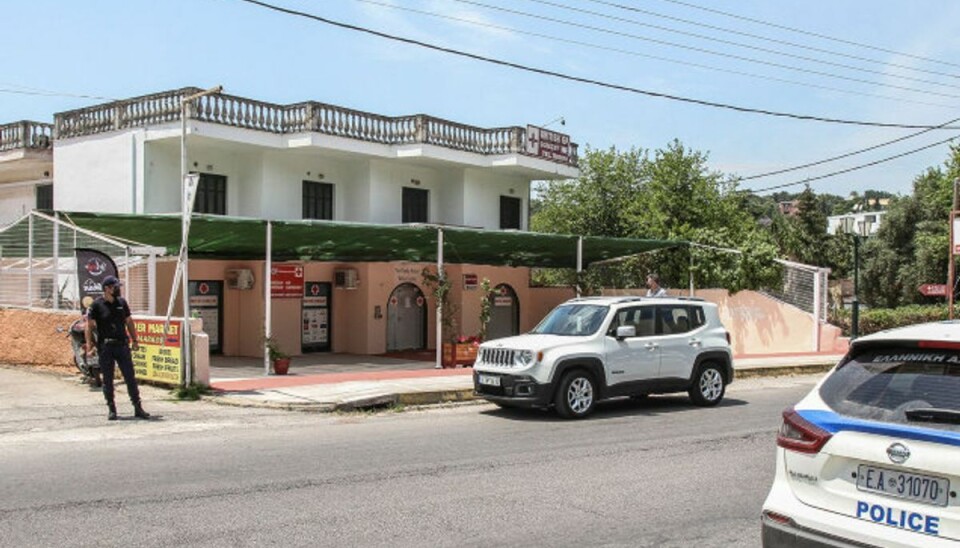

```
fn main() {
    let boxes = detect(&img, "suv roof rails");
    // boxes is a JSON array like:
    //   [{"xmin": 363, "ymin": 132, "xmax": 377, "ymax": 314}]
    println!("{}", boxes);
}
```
[{"xmin": 613, "ymin": 296, "xmax": 648, "ymax": 304}]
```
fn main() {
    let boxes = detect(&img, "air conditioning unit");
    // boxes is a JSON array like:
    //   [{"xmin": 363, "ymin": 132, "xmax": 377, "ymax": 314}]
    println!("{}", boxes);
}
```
[
  {"xmin": 334, "ymin": 268, "xmax": 359, "ymax": 289},
  {"xmin": 226, "ymin": 268, "xmax": 255, "ymax": 290}
]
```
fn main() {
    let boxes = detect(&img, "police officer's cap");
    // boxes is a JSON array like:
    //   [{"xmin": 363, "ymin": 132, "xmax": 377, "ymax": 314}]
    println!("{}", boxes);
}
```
[{"xmin": 102, "ymin": 275, "xmax": 123, "ymax": 287}]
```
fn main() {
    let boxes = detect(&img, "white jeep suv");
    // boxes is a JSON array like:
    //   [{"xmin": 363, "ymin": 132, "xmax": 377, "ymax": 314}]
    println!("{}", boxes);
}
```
[{"xmin": 472, "ymin": 296, "xmax": 733, "ymax": 419}]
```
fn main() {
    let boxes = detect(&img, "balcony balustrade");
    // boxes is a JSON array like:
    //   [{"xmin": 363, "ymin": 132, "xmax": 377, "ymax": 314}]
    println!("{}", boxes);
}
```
[
  {"xmin": 0, "ymin": 121, "xmax": 53, "ymax": 153},
  {"xmin": 53, "ymin": 87, "xmax": 577, "ymax": 166}
]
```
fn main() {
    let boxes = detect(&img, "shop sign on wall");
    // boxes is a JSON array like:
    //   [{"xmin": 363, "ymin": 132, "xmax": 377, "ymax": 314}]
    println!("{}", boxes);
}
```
[
  {"xmin": 272, "ymin": 264, "xmax": 304, "ymax": 298},
  {"xmin": 525, "ymin": 125, "xmax": 572, "ymax": 163},
  {"xmin": 302, "ymin": 282, "xmax": 330, "ymax": 347},
  {"xmin": 394, "ymin": 265, "xmax": 420, "ymax": 283},
  {"xmin": 130, "ymin": 318, "xmax": 182, "ymax": 386},
  {"xmin": 463, "ymin": 273, "xmax": 478, "ymax": 290}
]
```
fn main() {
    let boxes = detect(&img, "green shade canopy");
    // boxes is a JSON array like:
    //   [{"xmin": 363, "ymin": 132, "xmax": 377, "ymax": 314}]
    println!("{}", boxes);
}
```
[{"xmin": 46, "ymin": 212, "xmax": 685, "ymax": 268}]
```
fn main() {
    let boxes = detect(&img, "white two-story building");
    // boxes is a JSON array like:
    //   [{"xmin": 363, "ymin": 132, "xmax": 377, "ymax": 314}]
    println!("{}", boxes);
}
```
[{"xmin": 1, "ymin": 87, "xmax": 583, "ymax": 359}]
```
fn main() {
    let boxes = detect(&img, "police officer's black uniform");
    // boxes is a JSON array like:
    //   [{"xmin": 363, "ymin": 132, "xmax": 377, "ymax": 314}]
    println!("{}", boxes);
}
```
[{"xmin": 88, "ymin": 277, "xmax": 149, "ymax": 420}]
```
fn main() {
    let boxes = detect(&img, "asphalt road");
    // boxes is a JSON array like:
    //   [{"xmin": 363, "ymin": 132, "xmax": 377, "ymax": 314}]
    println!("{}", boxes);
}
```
[{"xmin": 0, "ymin": 371, "xmax": 818, "ymax": 548}]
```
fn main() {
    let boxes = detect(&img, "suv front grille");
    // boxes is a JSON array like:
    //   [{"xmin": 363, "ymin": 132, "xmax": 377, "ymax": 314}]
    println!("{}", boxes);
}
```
[{"xmin": 480, "ymin": 348, "xmax": 516, "ymax": 367}]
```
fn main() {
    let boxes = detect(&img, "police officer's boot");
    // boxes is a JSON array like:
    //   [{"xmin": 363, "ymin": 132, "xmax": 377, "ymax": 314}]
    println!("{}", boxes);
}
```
[{"xmin": 133, "ymin": 401, "xmax": 150, "ymax": 420}]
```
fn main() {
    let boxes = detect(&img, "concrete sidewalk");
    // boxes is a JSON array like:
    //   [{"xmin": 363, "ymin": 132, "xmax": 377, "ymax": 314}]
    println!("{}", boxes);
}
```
[{"xmin": 208, "ymin": 352, "xmax": 845, "ymax": 412}]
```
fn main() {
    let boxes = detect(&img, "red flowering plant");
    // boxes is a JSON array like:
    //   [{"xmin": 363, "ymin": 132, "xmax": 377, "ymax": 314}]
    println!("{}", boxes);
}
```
[{"xmin": 456, "ymin": 334, "xmax": 482, "ymax": 346}]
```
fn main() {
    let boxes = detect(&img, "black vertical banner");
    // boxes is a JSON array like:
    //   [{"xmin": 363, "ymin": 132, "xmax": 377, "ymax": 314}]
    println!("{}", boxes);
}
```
[{"xmin": 75, "ymin": 248, "xmax": 118, "ymax": 313}]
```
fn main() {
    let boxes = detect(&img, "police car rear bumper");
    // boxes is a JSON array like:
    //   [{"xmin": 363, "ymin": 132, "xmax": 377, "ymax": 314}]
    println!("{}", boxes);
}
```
[{"xmin": 761, "ymin": 513, "xmax": 877, "ymax": 548}]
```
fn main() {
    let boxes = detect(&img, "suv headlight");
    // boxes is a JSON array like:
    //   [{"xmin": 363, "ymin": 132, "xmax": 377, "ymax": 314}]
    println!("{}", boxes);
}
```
[{"xmin": 516, "ymin": 350, "xmax": 535, "ymax": 366}]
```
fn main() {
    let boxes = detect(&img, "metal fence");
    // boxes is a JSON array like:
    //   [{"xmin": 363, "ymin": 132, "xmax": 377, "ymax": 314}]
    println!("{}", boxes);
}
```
[
  {"xmin": 763, "ymin": 259, "xmax": 830, "ymax": 324},
  {"xmin": 0, "ymin": 211, "xmax": 164, "ymax": 314}
]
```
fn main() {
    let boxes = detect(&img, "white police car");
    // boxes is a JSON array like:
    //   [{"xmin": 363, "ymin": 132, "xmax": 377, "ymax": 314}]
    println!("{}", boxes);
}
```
[{"xmin": 762, "ymin": 321, "xmax": 960, "ymax": 547}]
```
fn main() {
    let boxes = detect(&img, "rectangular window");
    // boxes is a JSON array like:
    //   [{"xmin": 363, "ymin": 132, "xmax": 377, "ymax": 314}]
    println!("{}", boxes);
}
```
[
  {"xmin": 194, "ymin": 173, "xmax": 227, "ymax": 215},
  {"xmin": 500, "ymin": 196, "xmax": 522, "ymax": 230},
  {"xmin": 302, "ymin": 181, "xmax": 334, "ymax": 220},
  {"xmin": 657, "ymin": 306, "xmax": 693, "ymax": 334},
  {"xmin": 402, "ymin": 187, "xmax": 428, "ymax": 223},
  {"xmin": 36, "ymin": 184, "xmax": 53, "ymax": 210}
]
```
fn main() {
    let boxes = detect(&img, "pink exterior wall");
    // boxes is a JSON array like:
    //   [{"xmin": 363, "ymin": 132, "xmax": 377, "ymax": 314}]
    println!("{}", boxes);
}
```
[
  {"xmin": 603, "ymin": 288, "xmax": 848, "ymax": 356},
  {"xmin": 158, "ymin": 259, "xmax": 847, "ymax": 358},
  {"xmin": 154, "ymin": 260, "xmax": 574, "ymax": 358}
]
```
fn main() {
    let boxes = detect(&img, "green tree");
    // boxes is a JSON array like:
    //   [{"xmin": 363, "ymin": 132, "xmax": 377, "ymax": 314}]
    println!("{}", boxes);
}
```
[
  {"xmin": 531, "ymin": 146, "xmax": 645, "ymax": 237},
  {"xmin": 533, "ymin": 140, "xmax": 781, "ymax": 292},
  {"xmin": 861, "ymin": 146, "xmax": 959, "ymax": 307}
]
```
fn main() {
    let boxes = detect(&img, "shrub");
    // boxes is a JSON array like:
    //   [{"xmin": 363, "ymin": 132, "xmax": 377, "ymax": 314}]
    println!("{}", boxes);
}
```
[{"xmin": 830, "ymin": 304, "xmax": 949, "ymax": 337}]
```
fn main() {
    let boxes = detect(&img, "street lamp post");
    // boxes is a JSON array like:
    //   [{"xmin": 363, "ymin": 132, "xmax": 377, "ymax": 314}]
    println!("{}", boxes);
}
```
[
  {"xmin": 164, "ymin": 85, "xmax": 222, "ymax": 387},
  {"xmin": 840, "ymin": 215, "xmax": 874, "ymax": 339}
]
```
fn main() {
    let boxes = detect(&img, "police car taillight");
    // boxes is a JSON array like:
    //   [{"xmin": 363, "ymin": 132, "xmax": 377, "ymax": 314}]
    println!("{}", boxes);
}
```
[
  {"xmin": 777, "ymin": 407, "xmax": 832, "ymax": 454},
  {"xmin": 918, "ymin": 340, "xmax": 960, "ymax": 350}
]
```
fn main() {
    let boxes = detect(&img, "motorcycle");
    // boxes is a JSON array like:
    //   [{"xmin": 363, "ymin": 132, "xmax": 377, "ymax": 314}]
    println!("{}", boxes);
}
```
[{"xmin": 68, "ymin": 317, "xmax": 102, "ymax": 387}]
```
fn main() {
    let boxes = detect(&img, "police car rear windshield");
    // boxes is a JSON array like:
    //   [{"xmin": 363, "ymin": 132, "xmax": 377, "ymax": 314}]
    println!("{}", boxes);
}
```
[
  {"xmin": 530, "ymin": 304, "xmax": 609, "ymax": 336},
  {"xmin": 819, "ymin": 347, "xmax": 960, "ymax": 433}
]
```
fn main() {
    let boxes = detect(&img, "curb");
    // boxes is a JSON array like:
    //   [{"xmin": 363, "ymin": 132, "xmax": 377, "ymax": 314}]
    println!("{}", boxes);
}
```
[
  {"xmin": 735, "ymin": 362, "xmax": 835, "ymax": 380},
  {"xmin": 207, "ymin": 362, "xmax": 838, "ymax": 413},
  {"xmin": 206, "ymin": 395, "xmax": 336, "ymax": 413}
]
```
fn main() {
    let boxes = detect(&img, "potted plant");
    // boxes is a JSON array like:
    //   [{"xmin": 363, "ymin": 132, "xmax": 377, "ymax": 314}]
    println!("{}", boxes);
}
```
[
  {"xmin": 443, "ymin": 334, "xmax": 481, "ymax": 368},
  {"xmin": 265, "ymin": 337, "xmax": 291, "ymax": 375}
]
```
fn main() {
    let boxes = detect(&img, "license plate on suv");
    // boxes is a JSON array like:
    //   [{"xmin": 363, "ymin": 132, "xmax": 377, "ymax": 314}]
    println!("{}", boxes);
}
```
[
  {"xmin": 856, "ymin": 464, "xmax": 950, "ymax": 507},
  {"xmin": 478, "ymin": 374, "xmax": 501, "ymax": 387}
]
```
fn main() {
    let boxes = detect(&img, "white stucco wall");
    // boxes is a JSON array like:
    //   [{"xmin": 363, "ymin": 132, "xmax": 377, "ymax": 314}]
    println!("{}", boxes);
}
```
[
  {"xmin": 54, "ymin": 123, "xmax": 546, "ymax": 227},
  {"xmin": 0, "ymin": 183, "xmax": 42, "ymax": 226},
  {"xmin": 368, "ymin": 160, "xmax": 447, "ymax": 224},
  {"xmin": 55, "ymin": 132, "xmax": 141, "ymax": 213},
  {"xmin": 259, "ymin": 151, "xmax": 358, "ymax": 220},
  {"xmin": 463, "ymin": 168, "xmax": 528, "ymax": 230}
]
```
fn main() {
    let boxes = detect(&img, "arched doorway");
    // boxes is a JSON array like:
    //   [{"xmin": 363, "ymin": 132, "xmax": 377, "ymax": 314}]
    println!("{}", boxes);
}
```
[
  {"xmin": 486, "ymin": 284, "xmax": 519, "ymax": 341},
  {"xmin": 386, "ymin": 283, "xmax": 427, "ymax": 351}
]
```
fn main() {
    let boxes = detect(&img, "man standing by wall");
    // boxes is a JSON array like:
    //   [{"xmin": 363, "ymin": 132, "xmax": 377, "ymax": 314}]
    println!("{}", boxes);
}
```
[
  {"xmin": 646, "ymin": 273, "xmax": 667, "ymax": 297},
  {"xmin": 84, "ymin": 276, "xmax": 150, "ymax": 421}
]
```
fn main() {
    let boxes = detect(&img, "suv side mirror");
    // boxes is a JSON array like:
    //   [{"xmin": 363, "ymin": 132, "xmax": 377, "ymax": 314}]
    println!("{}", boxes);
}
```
[{"xmin": 615, "ymin": 325, "xmax": 636, "ymax": 340}]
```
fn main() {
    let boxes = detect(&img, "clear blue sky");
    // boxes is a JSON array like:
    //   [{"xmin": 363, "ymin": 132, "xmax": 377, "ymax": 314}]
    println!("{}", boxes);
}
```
[{"xmin": 4, "ymin": 0, "xmax": 960, "ymax": 197}]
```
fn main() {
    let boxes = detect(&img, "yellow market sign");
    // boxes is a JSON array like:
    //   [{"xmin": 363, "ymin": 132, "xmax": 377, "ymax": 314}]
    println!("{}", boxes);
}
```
[{"xmin": 131, "ymin": 318, "xmax": 182, "ymax": 385}]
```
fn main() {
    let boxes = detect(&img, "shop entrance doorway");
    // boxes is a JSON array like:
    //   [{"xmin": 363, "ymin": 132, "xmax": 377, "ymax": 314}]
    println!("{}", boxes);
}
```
[
  {"xmin": 486, "ymin": 284, "xmax": 519, "ymax": 341},
  {"xmin": 387, "ymin": 283, "xmax": 427, "ymax": 351}
]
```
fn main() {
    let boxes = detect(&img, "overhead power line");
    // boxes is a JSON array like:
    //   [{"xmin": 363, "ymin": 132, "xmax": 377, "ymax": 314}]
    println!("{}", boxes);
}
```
[
  {"xmin": 352, "ymin": 0, "xmax": 959, "ymax": 109},
  {"xmin": 447, "ymin": 0, "xmax": 960, "ymax": 101},
  {"xmin": 517, "ymin": 0, "xmax": 960, "ymax": 91},
  {"xmin": 0, "ymin": 84, "xmax": 115, "ymax": 101},
  {"xmin": 745, "ymin": 135, "xmax": 959, "ymax": 194},
  {"xmin": 235, "ymin": 0, "xmax": 960, "ymax": 130},
  {"xmin": 655, "ymin": 0, "xmax": 960, "ymax": 70},
  {"xmin": 583, "ymin": 0, "xmax": 960, "ymax": 80},
  {"xmin": 740, "ymin": 116, "xmax": 960, "ymax": 181}
]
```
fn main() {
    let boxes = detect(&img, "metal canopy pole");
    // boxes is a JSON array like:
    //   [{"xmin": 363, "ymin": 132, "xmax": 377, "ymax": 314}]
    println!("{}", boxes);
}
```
[
  {"xmin": 265, "ymin": 221, "xmax": 273, "ymax": 376},
  {"xmin": 53, "ymin": 212, "xmax": 60, "ymax": 310},
  {"xmin": 435, "ymin": 227, "xmax": 444, "ymax": 369},
  {"xmin": 27, "ymin": 213, "xmax": 33, "ymax": 307},
  {"xmin": 576, "ymin": 236, "xmax": 583, "ymax": 298},
  {"xmin": 812, "ymin": 268, "xmax": 823, "ymax": 352}
]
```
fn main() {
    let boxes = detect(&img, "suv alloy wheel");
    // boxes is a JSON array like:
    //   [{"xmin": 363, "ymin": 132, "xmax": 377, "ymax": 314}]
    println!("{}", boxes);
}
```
[
  {"xmin": 688, "ymin": 362, "xmax": 726, "ymax": 406},
  {"xmin": 555, "ymin": 370, "xmax": 596, "ymax": 419}
]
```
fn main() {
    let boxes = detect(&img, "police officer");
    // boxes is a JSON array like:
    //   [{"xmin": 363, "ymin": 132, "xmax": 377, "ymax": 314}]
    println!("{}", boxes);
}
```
[{"xmin": 84, "ymin": 275, "xmax": 150, "ymax": 421}]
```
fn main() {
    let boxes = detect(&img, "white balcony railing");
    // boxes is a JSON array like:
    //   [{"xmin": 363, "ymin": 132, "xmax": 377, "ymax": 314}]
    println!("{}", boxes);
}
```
[
  {"xmin": 0, "ymin": 121, "xmax": 53, "ymax": 153},
  {"xmin": 54, "ymin": 87, "xmax": 577, "ymax": 166}
]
